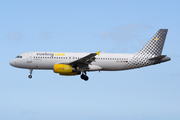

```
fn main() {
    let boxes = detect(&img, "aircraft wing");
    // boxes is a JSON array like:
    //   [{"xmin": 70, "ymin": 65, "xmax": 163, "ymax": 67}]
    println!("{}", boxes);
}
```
[{"xmin": 69, "ymin": 51, "xmax": 100, "ymax": 66}]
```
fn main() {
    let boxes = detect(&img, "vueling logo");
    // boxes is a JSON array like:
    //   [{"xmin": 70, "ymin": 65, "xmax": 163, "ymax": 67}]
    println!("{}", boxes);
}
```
[
  {"xmin": 36, "ymin": 52, "xmax": 65, "ymax": 57},
  {"xmin": 36, "ymin": 52, "xmax": 54, "ymax": 57}
]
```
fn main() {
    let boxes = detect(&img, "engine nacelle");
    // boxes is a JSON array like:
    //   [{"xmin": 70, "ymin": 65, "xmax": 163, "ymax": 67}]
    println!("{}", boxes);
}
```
[{"xmin": 53, "ymin": 64, "xmax": 80, "ymax": 76}]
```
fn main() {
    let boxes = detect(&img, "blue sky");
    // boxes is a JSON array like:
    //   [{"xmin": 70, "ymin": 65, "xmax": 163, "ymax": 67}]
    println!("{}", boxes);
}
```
[{"xmin": 1, "ymin": 0, "xmax": 180, "ymax": 120}]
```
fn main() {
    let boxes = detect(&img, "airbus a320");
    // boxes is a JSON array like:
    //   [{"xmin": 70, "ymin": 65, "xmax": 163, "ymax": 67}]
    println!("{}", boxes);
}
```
[{"xmin": 9, "ymin": 29, "xmax": 171, "ymax": 81}]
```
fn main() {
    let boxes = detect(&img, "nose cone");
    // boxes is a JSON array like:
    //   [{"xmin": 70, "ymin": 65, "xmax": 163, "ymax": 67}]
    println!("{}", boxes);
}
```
[{"xmin": 9, "ymin": 59, "xmax": 15, "ymax": 67}]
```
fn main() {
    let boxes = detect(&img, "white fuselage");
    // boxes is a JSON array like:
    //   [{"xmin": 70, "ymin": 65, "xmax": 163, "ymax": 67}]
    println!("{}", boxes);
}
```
[
  {"xmin": 10, "ymin": 52, "xmax": 135, "ymax": 71},
  {"xmin": 9, "ymin": 29, "xmax": 171, "ymax": 80}
]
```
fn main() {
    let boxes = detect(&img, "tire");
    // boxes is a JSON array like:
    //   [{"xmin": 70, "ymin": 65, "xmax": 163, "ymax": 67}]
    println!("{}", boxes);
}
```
[
  {"xmin": 81, "ymin": 74, "xmax": 85, "ymax": 79},
  {"xmin": 28, "ymin": 75, "xmax": 32, "ymax": 79},
  {"xmin": 84, "ymin": 76, "xmax": 89, "ymax": 81}
]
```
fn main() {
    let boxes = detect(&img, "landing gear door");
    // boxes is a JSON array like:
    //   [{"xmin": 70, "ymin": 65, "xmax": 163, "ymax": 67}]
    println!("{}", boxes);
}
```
[{"xmin": 27, "ymin": 53, "xmax": 32, "ymax": 63}]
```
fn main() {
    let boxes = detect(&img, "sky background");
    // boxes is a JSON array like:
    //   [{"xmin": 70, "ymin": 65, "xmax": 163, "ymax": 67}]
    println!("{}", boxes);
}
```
[{"xmin": 1, "ymin": 0, "xmax": 180, "ymax": 120}]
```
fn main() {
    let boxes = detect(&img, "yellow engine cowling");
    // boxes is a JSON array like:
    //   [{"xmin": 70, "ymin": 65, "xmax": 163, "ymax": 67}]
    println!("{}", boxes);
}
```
[{"xmin": 53, "ymin": 64, "xmax": 80, "ymax": 76}]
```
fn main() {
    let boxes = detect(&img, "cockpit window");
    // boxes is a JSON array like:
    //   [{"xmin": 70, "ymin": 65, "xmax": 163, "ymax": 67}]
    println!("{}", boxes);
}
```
[{"xmin": 16, "ymin": 56, "xmax": 22, "ymax": 58}]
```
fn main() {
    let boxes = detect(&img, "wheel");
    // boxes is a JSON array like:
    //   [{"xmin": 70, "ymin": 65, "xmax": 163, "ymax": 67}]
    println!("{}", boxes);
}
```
[
  {"xmin": 81, "ymin": 74, "xmax": 89, "ymax": 81},
  {"xmin": 84, "ymin": 76, "xmax": 89, "ymax": 81},
  {"xmin": 28, "ymin": 75, "xmax": 32, "ymax": 79},
  {"xmin": 81, "ymin": 74, "xmax": 85, "ymax": 79}
]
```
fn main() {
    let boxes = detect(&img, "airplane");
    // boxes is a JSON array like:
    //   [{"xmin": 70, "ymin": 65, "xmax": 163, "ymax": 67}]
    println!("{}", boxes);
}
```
[{"xmin": 9, "ymin": 29, "xmax": 171, "ymax": 81}]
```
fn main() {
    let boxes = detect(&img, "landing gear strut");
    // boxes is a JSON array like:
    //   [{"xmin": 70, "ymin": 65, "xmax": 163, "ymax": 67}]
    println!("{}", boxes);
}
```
[
  {"xmin": 80, "ymin": 71, "xmax": 89, "ymax": 81},
  {"xmin": 28, "ymin": 69, "xmax": 33, "ymax": 79}
]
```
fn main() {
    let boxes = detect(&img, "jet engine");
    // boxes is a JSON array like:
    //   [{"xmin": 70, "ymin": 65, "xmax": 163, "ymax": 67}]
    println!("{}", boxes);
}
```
[{"xmin": 53, "ymin": 64, "xmax": 81, "ymax": 76}]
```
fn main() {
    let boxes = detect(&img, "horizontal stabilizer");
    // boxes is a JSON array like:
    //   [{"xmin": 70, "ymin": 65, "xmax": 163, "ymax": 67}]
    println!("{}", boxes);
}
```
[{"xmin": 148, "ymin": 55, "xmax": 166, "ymax": 61}]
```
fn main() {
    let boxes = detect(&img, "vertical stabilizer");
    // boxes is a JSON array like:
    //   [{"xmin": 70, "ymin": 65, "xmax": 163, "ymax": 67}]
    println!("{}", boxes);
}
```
[
  {"xmin": 124, "ymin": 29, "xmax": 169, "ymax": 70},
  {"xmin": 138, "ymin": 29, "xmax": 168, "ymax": 56}
]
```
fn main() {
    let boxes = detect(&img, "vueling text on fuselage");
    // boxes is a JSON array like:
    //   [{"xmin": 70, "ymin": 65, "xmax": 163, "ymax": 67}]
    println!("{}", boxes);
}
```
[{"xmin": 36, "ymin": 52, "xmax": 65, "ymax": 57}]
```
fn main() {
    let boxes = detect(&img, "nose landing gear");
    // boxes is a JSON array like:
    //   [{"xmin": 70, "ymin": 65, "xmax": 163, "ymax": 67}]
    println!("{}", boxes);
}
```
[
  {"xmin": 80, "ymin": 71, "xmax": 89, "ymax": 81},
  {"xmin": 28, "ymin": 75, "xmax": 32, "ymax": 79},
  {"xmin": 28, "ymin": 69, "xmax": 33, "ymax": 79}
]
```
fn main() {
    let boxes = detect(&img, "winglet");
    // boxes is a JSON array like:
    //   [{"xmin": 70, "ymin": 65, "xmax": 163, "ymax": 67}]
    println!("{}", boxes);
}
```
[{"xmin": 96, "ymin": 51, "xmax": 101, "ymax": 56}]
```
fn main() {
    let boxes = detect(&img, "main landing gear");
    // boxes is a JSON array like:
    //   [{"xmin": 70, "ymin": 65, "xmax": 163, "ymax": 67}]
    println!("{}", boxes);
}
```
[
  {"xmin": 81, "ymin": 72, "xmax": 89, "ymax": 81},
  {"xmin": 28, "ymin": 69, "xmax": 33, "ymax": 79}
]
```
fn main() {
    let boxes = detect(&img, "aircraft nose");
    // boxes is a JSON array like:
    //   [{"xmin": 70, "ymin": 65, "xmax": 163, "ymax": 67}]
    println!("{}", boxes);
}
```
[{"xmin": 9, "ymin": 59, "xmax": 15, "ymax": 66}]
